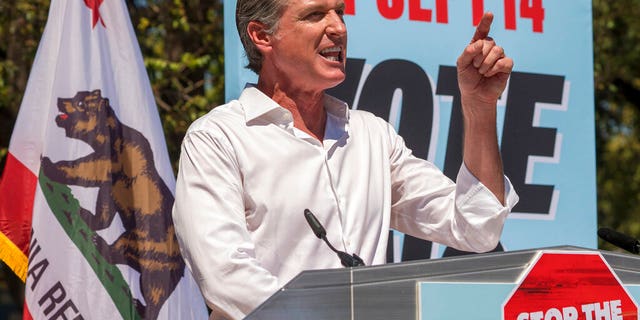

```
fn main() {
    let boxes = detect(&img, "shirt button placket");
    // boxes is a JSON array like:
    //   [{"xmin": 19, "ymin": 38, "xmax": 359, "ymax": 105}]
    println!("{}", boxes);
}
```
[{"xmin": 322, "ymin": 150, "xmax": 348, "ymax": 250}]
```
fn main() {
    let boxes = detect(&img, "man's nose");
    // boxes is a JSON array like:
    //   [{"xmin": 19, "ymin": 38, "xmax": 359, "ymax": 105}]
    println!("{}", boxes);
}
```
[{"xmin": 326, "ymin": 11, "xmax": 346, "ymax": 36}]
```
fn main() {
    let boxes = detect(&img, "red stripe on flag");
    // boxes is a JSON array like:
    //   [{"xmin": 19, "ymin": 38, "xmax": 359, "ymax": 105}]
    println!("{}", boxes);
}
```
[
  {"xmin": 23, "ymin": 301, "xmax": 33, "ymax": 320},
  {"xmin": 0, "ymin": 152, "xmax": 37, "ymax": 281}
]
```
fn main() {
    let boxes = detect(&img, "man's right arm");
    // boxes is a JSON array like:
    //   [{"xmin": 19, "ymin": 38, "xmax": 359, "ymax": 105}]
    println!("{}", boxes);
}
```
[{"xmin": 172, "ymin": 129, "xmax": 279, "ymax": 319}]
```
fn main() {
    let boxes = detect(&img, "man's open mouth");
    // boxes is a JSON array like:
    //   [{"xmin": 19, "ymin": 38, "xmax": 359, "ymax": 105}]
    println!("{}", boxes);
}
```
[{"xmin": 320, "ymin": 46, "xmax": 343, "ymax": 62}]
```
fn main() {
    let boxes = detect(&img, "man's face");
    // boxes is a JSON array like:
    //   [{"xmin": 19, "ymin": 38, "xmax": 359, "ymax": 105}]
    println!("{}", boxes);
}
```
[{"xmin": 267, "ymin": 0, "xmax": 347, "ymax": 91}]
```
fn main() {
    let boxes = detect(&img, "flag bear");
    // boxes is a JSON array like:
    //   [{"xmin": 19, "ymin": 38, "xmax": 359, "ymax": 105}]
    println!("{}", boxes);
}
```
[{"xmin": 40, "ymin": 89, "xmax": 185, "ymax": 320}]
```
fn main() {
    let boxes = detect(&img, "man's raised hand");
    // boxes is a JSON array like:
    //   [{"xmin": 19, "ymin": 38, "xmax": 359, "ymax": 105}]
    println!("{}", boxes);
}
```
[{"xmin": 457, "ymin": 12, "xmax": 513, "ymax": 108}]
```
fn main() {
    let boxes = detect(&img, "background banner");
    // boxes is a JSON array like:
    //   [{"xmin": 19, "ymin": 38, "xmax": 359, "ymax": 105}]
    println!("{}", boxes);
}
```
[{"xmin": 224, "ymin": 1, "xmax": 596, "ymax": 259}]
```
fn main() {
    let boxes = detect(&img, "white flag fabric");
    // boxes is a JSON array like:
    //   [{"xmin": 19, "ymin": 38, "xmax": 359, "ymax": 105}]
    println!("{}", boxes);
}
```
[{"xmin": 0, "ymin": 0, "xmax": 208, "ymax": 319}]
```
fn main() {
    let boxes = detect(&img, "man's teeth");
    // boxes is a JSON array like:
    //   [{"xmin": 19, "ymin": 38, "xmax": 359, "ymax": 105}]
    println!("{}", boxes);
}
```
[
  {"xmin": 321, "ymin": 47, "xmax": 341, "ymax": 54},
  {"xmin": 320, "ymin": 47, "xmax": 342, "ymax": 61}
]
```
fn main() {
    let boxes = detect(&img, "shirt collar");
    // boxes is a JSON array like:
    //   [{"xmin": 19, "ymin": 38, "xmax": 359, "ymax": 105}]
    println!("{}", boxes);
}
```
[
  {"xmin": 323, "ymin": 94, "xmax": 350, "ymax": 123},
  {"xmin": 237, "ymin": 84, "xmax": 350, "ymax": 131},
  {"xmin": 323, "ymin": 94, "xmax": 350, "ymax": 141},
  {"xmin": 239, "ymin": 85, "xmax": 292, "ymax": 125}
]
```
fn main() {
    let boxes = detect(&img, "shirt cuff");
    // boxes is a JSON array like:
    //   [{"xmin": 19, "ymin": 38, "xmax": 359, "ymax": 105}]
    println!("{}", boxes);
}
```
[{"xmin": 455, "ymin": 163, "xmax": 519, "ymax": 210}]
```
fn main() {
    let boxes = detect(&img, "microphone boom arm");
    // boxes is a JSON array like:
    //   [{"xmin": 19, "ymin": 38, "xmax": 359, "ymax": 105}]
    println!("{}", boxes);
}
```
[{"xmin": 304, "ymin": 209, "xmax": 365, "ymax": 267}]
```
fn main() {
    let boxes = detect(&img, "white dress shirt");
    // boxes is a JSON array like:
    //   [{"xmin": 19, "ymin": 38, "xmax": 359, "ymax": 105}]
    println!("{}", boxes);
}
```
[{"xmin": 172, "ymin": 86, "xmax": 519, "ymax": 319}]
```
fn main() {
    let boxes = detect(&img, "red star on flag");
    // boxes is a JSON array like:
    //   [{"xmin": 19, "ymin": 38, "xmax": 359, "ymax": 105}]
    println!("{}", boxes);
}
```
[{"xmin": 84, "ymin": 0, "xmax": 106, "ymax": 28}]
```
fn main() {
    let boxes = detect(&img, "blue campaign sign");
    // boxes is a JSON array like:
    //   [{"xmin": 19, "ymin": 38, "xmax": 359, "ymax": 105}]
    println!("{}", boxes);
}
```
[
  {"xmin": 419, "ymin": 282, "xmax": 513, "ymax": 319},
  {"xmin": 223, "ymin": 1, "xmax": 596, "ymax": 258}
]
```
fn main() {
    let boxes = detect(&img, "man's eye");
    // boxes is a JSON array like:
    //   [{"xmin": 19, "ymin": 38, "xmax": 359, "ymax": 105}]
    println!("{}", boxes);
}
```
[{"xmin": 306, "ymin": 12, "xmax": 324, "ymax": 20}]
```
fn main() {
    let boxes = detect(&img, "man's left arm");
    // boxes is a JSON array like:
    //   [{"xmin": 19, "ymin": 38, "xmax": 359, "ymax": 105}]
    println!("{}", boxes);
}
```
[{"xmin": 456, "ymin": 12, "xmax": 514, "ymax": 204}]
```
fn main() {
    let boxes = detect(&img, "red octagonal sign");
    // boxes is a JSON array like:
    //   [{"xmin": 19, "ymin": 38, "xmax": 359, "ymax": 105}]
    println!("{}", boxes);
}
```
[{"xmin": 503, "ymin": 251, "xmax": 638, "ymax": 320}]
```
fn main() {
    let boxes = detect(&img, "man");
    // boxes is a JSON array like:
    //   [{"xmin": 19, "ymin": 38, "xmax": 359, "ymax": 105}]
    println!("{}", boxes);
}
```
[{"xmin": 172, "ymin": 0, "xmax": 519, "ymax": 319}]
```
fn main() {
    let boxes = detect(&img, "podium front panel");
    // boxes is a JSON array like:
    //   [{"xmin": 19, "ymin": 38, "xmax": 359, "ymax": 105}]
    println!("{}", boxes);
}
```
[{"xmin": 245, "ymin": 246, "xmax": 640, "ymax": 319}]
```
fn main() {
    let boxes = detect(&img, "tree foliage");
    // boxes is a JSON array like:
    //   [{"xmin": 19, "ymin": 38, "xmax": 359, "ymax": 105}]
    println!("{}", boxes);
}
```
[{"xmin": 593, "ymin": 0, "xmax": 640, "ymax": 249}]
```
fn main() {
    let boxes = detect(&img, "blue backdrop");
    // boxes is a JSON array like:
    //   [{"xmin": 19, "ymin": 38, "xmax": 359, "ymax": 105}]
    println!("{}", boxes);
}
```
[{"xmin": 224, "ymin": 0, "xmax": 596, "ymax": 259}]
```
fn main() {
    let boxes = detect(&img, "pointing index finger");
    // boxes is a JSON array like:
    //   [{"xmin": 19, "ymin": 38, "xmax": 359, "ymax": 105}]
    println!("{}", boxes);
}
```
[{"xmin": 471, "ymin": 12, "xmax": 494, "ymax": 43}]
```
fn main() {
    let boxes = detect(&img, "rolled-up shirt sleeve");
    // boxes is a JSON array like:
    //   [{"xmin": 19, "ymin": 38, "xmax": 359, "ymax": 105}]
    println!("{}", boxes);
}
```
[
  {"xmin": 172, "ymin": 129, "xmax": 279, "ymax": 320},
  {"xmin": 453, "ymin": 163, "xmax": 519, "ymax": 251},
  {"xmin": 388, "ymin": 125, "xmax": 519, "ymax": 253}
]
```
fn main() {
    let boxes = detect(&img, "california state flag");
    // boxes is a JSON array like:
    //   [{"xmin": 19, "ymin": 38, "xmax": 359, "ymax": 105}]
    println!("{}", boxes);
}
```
[{"xmin": 0, "ymin": 0, "xmax": 208, "ymax": 319}]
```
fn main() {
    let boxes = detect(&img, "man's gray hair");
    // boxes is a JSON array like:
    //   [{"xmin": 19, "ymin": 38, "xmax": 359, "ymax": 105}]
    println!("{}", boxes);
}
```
[{"xmin": 236, "ymin": 0, "xmax": 287, "ymax": 73}]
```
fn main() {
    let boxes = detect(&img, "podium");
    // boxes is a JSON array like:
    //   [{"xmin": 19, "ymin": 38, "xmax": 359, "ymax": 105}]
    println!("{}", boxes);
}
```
[{"xmin": 245, "ymin": 246, "xmax": 640, "ymax": 319}]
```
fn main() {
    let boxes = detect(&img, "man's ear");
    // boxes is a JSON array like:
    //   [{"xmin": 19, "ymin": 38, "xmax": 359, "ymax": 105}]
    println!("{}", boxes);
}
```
[{"xmin": 247, "ymin": 21, "xmax": 272, "ymax": 54}]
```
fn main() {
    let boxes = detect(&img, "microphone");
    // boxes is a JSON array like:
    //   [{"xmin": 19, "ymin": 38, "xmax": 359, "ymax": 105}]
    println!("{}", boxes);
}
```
[
  {"xmin": 304, "ymin": 209, "xmax": 365, "ymax": 267},
  {"xmin": 598, "ymin": 227, "xmax": 640, "ymax": 254}
]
